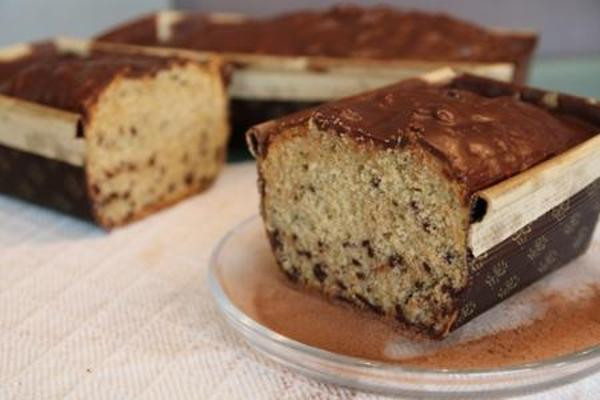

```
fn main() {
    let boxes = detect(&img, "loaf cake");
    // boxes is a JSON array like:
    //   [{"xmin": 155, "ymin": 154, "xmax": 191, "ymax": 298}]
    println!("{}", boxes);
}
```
[
  {"xmin": 247, "ymin": 70, "xmax": 600, "ymax": 338},
  {"xmin": 0, "ymin": 40, "xmax": 228, "ymax": 228},
  {"xmin": 97, "ymin": 5, "xmax": 537, "ymax": 151},
  {"xmin": 98, "ymin": 5, "xmax": 536, "ymax": 83}
]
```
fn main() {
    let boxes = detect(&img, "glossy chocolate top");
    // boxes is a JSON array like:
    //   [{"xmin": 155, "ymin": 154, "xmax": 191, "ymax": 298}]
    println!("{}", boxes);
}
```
[
  {"xmin": 100, "ymin": 5, "xmax": 536, "ymax": 65},
  {"xmin": 249, "ymin": 75, "xmax": 598, "ymax": 195},
  {"xmin": 0, "ymin": 44, "xmax": 187, "ymax": 116}
]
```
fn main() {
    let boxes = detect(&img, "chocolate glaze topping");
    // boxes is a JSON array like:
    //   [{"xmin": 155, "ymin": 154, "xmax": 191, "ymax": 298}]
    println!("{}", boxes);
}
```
[
  {"xmin": 98, "ymin": 5, "xmax": 537, "ymax": 82},
  {"xmin": 250, "ymin": 75, "xmax": 598, "ymax": 195},
  {"xmin": 0, "ymin": 42, "xmax": 56, "ymax": 87},
  {"xmin": 171, "ymin": 6, "xmax": 535, "ymax": 63},
  {"xmin": 0, "ymin": 43, "xmax": 188, "ymax": 116}
]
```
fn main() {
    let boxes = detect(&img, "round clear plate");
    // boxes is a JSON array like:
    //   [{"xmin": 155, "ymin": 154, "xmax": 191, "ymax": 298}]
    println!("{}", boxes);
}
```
[{"xmin": 208, "ymin": 215, "xmax": 600, "ymax": 398}]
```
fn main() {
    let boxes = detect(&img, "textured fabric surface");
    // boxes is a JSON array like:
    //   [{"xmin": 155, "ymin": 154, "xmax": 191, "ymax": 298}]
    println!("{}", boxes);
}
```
[{"xmin": 0, "ymin": 162, "xmax": 598, "ymax": 399}]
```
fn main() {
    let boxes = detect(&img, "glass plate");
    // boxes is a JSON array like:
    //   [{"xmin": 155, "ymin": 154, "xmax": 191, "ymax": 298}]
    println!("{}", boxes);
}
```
[{"xmin": 208, "ymin": 215, "xmax": 600, "ymax": 398}]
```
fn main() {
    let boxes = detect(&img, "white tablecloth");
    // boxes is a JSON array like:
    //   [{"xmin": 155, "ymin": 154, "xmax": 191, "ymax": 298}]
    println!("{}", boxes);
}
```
[{"xmin": 0, "ymin": 162, "xmax": 598, "ymax": 399}]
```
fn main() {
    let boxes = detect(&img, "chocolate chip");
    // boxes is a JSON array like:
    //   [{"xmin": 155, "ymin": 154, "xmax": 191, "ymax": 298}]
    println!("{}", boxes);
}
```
[
  {"xmin": 100, "ymin": 192, "xmax": 119, "ymax": 205},
  {"xmin": 422, "ymin": 262, "xmax": 432, "ymax": 274},
  {"xmin": 298, "ymin": 250, "xmax": 312, "ymax": 259},
  {"xmin": 441, "ymin": 283, "xmax": 456, "ymax": 295},
  {"xmin": 308, "ymin": 185, "xmax": 316, "ymax": 193},
  {"xmin": 284, "ymin": 266, "xmax": 300, "ymax": 282},
  {"xmin": 389, "ymin": 254, "xmax": 404, "ymax": 268},
  {"xmin": 410, "ymin": 200, "xmax": 419, "ymax": 212},
  {"xmin": 342, "ymin": 241, "xmax": 351, "ymax": 248},
  {"xmin": 361, "ymin": 240, "xmax": 375, "ymax": 258},
  {"xmin": 313, "ymin": 263, "xmax": 327, "ymax": 282},
  {"xmin": 336, "ymin": 280, "xmax": 347, "ymax": 291},
  {"xmin": 268, "ymin": 229, "xmax": 282, "ymax": 251},
  {"xmin": 91, "ymin": 184, "xmax": 101, "ymax": 196},
  {"xmin": 302, "ymin": 164, "xmax": 308, "ymax": 171},
  {"xmin": 422, "ymin": 220, "xmax": 432, "ymax": 233},
  {"xmin": 184, "ymin": 172, "xmax": 194, "ymax": 185},
  {"xmin": 351, "ymin": 258, "xmax": 362, "ymax": 267},
  {"xmin": 130, "ymin": 126, "xmax": 137, "ymax": 136},
  {"xmin": 395, "ymin": 304, "xmax": 407, "ymax": 323},
  {"xmin": 370, "ymin": 176, "xmax": 381, "ymax": 188},
  {"xmin": 444, "ymin": 251, "xmax": 455, "ymax": 265},
  {"xmin": 356, "ymin": 271, "xmax": 366, "ymax": 280},
  {"xmin": 76, "ymin": 120, "xmax": 85, "ymax": 137},
  {"xmin": 148, "ymin": 155, "xmax": 156, "ymax": 167},
  {"xmin": 356, "ymin": 294, "xmax": 383, "ymax": 315}
]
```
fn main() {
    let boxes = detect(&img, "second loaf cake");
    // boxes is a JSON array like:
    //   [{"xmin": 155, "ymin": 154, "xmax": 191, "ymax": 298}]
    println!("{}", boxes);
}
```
[{"xmin": 0, "ymin": 40, "xmax": 229, "ymax": 228}]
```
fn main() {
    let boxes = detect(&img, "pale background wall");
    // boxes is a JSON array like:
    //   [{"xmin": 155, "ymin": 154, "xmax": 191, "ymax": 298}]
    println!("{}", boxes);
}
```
[{"xmin": 0, "ymin": 0, "xmax": 169, "ymax": 47}]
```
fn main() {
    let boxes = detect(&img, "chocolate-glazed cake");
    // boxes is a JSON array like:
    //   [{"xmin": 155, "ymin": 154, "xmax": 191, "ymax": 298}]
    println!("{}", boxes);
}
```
[
  {"xmin": 97, "ymin": 5, "xmax": 537, "ymax": 151},
  {"xmin": 247, "ymin": 70, "xmax": 600, "ymax": 338},
  {"xmin": 99, "ymin": 5, "xmax": 536, "ymax": 82},
  {"xmin": 0, "ymin": 40, "xmax": 228, "ymax": 228}
]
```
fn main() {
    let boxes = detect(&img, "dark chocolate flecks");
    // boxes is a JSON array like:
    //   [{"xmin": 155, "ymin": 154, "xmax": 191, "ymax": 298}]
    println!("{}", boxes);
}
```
[
  {"xmin": 388, "ymin": 254, "xmax": 405, "ymax": 269},
  {"xmin": 361, "ymin": 240, "xmax": 375, "ymax": 258},
  {"xmin": 356, "ymin": 294, "xmax": 384, "ymax": 315},
  {"xmin": 313, "ymin": 263, "xmax": 328, "ymax": 282}
]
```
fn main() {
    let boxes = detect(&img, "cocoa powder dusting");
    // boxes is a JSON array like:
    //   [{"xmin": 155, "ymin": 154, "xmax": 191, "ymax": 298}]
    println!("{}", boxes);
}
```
[
  {"xmin": 248, "ymin": 261, "xmax": 397, "ymax": 361},
  {"xmin": 404, "ymin": 286, "xmax": 600, "ymax": 369},
  {"xmin": 228, "ymin": 257, "xmax": 600, "ymax": 370}
]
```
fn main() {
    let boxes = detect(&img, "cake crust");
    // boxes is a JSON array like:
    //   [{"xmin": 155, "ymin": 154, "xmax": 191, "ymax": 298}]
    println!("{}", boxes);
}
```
[{"xmin": 249, "ymin": 75, "xmax": 596, "ymax": 198}]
